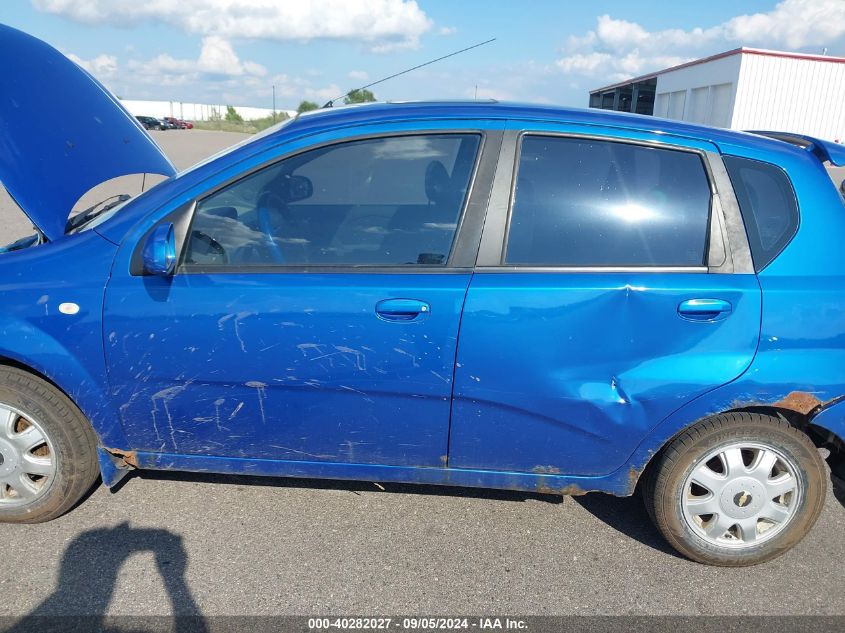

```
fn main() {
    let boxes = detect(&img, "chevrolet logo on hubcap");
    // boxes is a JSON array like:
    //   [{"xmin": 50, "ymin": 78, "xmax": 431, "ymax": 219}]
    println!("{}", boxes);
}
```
[{"xmin": 734, "ymin": 491, "xmax": 752, "ymax": 508}]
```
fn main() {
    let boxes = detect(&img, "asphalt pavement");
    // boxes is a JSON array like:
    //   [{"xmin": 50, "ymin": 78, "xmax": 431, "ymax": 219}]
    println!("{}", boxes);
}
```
[{"xmin": 0, "ymin": 130, "xmax": 843, "ymax": 620}]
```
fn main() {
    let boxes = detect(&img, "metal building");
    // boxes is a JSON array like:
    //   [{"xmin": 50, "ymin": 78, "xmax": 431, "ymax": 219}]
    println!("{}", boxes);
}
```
[{"xmin": 589, "ymin": 48, "xmax": 845, "ymax": 141}]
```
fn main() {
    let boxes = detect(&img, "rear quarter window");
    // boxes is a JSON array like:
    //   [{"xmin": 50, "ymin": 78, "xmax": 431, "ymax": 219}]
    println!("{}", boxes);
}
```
[{"xmin": 722, "ymin": 155, "xmax": 799, "ymax": 272}]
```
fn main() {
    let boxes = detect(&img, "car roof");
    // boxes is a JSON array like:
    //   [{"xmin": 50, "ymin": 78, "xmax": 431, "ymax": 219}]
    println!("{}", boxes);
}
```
[{"xmin": 280, "ymin": 100, "xmax": 798, "ymax": 157}]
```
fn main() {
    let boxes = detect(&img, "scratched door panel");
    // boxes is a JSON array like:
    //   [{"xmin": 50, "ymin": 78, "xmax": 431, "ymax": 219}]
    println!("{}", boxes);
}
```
[
  {"xmin": 104, "ymin": 272, "xmax": 469, "ymax": 466},
  {"xmin": 448, "ymin": 272, "xmax": 762, "ymax": 475}
]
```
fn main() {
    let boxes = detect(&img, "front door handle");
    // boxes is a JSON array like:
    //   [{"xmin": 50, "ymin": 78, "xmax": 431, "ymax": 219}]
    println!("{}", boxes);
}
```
[
  {"xmin": 375, "ymin": 298, "xmax": 430, "ymax": 322},
  {"xmin": 678, "ymin": 298, "xmax": 732, "ymax": 322}
]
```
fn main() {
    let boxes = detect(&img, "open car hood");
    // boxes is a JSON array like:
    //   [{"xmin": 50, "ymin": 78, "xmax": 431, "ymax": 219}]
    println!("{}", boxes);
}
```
[{"xmin": 0, "ymin": 24, "xmax": 176, "ymax": 241}]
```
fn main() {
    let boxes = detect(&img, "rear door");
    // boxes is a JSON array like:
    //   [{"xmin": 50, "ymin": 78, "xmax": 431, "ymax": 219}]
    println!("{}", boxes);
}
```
[{"xmin": 448, "ymin": 124, "xmax": 761, "ymax": 475}]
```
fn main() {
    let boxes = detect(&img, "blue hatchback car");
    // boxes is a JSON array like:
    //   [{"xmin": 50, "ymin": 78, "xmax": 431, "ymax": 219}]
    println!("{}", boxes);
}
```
[{"xmin": 1, "ymin": 25, "xmax": 843, "ymax": 566}]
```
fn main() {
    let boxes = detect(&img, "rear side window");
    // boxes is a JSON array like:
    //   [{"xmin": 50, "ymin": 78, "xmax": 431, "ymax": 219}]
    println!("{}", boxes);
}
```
[
  {"xmin": 722, "ymin": 155, "xmax": 798, "ymax": 271},
  {"xmin": 505, "ymin": 136, "xmax": 712, "ymax": 266}
]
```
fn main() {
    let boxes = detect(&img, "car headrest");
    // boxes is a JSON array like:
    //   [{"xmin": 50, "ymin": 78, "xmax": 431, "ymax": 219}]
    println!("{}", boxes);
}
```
[{"xmin": 425, "ymin": 160, "xmax": 451, "ymax": 205}]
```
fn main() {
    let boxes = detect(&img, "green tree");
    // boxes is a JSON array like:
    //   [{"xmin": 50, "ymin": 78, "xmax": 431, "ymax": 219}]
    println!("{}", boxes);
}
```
[
  {"xmin": 224, "ymin": 105, "xmax": 243, "ymax": 123},
  {"xmin": 297, "ymin": 100, "xmax": 320, "ymax": 113},
  {"xmin": 343, "ymin": 89, "xmax": 376, "ymax": 104}
]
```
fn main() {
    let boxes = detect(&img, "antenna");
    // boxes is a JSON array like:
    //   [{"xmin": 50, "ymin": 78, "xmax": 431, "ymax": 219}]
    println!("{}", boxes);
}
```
[{"xmin": 323, "ymin": 37, "xmax": 496, "ymax": 108}]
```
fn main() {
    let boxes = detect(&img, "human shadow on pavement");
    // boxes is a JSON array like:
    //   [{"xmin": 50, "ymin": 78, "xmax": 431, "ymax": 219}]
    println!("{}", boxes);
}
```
[{"xmin": 4, "ymin": 522, "xmax": 208, "ymax": 633}]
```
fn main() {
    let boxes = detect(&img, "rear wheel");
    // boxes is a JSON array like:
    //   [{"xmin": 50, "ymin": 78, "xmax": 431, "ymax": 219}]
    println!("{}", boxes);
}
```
[
  {"xmin": 0, "ymin": 367, "xmax": 99, "ymax": 523},
  {"xmin": 644, "ymin": 412, "xmax": 826, "ymax": 566}
]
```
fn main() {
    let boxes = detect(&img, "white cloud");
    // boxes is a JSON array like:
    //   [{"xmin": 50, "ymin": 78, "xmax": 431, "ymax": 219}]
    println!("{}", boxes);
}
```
[
  {"xmin": 723, "ymin": 0, "xmax": 845, "ymax": 49},
  {"xmin": 66, "ymin": 52, "xmax": 118, "ymax": 78},
  {"xmin": 557, "ymin": 0, "xmax": 845, "ymax": 81},
  {"xmin": 32, "ymin": 0, "xmax": 433, "ymax": 52},
  {"xmin": 197, "ymin": 36, "xmax": 266, "ymax": 76},
  {"xmin": 556, "ymin": 49, "xmax": 692, "ymax": 83},
  {"xmin": 348, "ymin": 70, "xmax": 369, "ymax": 81},
  {"xmin": 438, "ymin": 26, "xmax": 457, "ymax": 36},
  {"xmin": 258, "ymin": 74, "xmax": 341, "ymax": 104},
  {"xmin": 128, "ymin": 36, "xmax": 265, "ymax": 81},
  {"xmin": 61, "ymin": 40, "xmax": 340, "ymax": 108}
]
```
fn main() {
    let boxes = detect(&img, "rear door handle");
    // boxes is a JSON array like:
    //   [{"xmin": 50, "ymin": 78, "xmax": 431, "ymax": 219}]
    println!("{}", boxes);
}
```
[
  {"xmin": 375, "ymin": 298, "xmax": 430, "ymax": 322},
  {"xmin": 678, "ymin": 298, "xmax": 732, "ymax": 322}
]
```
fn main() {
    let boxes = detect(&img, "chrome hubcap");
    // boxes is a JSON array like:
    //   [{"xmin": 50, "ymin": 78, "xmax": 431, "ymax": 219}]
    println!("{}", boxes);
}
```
[
  {"xmin": 0, "ymin": 404, "xmax": 56, "ymax": 506},
  {"xmin": 681, "ymin": 442, "xmax": 801, "ymax": 548}
]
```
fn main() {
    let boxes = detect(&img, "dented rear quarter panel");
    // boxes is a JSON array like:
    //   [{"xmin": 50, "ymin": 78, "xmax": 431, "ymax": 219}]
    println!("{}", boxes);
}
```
[{"xmin": 621, "ymin": 139, "xmax": 845, "ymax": 478}]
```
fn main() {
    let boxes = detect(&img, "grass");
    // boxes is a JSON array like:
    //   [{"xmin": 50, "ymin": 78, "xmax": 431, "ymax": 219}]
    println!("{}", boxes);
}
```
[{"xmin": 192, "ymin": 113, "xmax": 290, "ymax": 134}]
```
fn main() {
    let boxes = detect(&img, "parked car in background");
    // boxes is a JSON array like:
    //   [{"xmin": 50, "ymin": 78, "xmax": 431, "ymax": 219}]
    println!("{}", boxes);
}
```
[
  {"xmin": 1, "ymin": 24, "xmax": 845, "ymax": 567},
  {"xmin": 135, "ymin": 115, "xmax": 166, "ymax": 131},
  {"xmin": 163, "ymin": 116, "xmax": 192, "ymax": 129}
]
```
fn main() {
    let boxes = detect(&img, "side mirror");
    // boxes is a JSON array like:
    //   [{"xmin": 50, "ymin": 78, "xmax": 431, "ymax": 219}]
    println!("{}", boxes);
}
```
[
  {"xmin": 142, "ymin": 223, "xmax": 177, "ymax": 276},
  {"xmin": 840, "ymin": 179, "xmax": 845, "ymax": 197}
]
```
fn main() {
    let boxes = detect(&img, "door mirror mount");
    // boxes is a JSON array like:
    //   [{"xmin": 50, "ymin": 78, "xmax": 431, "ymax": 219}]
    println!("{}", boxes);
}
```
[{"xmin": 142, "ymin": 223, "xmax": 177, "ymax": 276}]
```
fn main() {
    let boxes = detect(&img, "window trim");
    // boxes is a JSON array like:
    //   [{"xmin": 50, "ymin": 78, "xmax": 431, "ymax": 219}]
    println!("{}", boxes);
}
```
[
  {"xmin": 475, "ymin": 265, "xmax": 709, "ymax": 273},
  {"xmin": 496, "ymin": 131, "xmax": 717, "ymax": 271},
  {"xmin": 703, "ymin": 153, "xmax": 754, "ymax": 274},
  {"xmin": 474, "ymin": 130, "xmax": 757, "ymax": 273},
  {"xmin": 173, "ymin": 129, "xmax": 495, "ymax": 275},
  {"xmin": 721, "ymin": 154, "xmax": 799, "ymax": 273}
]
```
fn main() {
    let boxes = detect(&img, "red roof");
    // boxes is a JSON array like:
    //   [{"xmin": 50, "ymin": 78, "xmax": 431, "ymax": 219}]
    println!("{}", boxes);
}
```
[{"xmin": 590, "ymin": 47, "xmax": 845, "ymax": 94}]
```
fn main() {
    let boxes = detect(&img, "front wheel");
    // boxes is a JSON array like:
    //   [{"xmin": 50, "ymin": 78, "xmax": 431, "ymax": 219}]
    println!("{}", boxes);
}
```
[
  {"xmin": 0, "ymin": 366, "xmax": 99, "ymax": 523},
  {"xmin": 644, "ymin": 412, "xmax": 826, "ymax": 566}
]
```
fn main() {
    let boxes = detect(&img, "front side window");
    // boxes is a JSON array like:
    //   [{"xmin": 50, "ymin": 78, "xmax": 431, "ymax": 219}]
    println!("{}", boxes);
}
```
[
  {"xmin": 184, "ymin": 134, "xmax": 481, "ymax": 267},
  {"xmin": 505, "ymin": 136, "xmax": 713, "ymax": 267}
]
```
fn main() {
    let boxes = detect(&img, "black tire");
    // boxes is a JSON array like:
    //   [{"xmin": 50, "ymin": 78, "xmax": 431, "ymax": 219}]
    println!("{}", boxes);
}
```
[
  {"xmin": 643, "ymin": 412, "xmax": 826, "ymax": 566},
  {"xmin": 0, "ymin": 366, "xmax": 99, "ymax": 523}
]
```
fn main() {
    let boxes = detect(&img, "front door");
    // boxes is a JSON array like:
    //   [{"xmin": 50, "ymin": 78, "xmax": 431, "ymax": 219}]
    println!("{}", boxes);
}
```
[
  {"xmin": 104, "ymin": 131, "xmax": 487, "ymax": 467},
  {"xmin": 448, "ymin": 130, "xmax": 762, "ymax": 475}
]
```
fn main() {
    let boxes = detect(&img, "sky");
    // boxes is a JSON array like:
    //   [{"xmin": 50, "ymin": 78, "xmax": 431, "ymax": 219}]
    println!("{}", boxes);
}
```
[{"xmin": 2, "ymin": 0, "xmax": 845, "ymax": 111}]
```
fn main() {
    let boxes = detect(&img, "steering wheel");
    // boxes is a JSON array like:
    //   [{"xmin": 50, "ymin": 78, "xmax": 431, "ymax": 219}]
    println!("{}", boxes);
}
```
[{"xmin": 256, "ymin": 190, "xmax": 288, "ymax": 263}]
